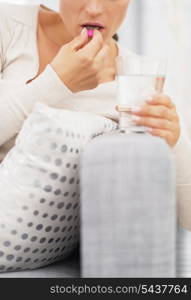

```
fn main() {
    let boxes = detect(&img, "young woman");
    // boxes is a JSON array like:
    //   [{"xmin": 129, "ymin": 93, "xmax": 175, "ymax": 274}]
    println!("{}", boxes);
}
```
[{"xmin": 0, "ymin": 0, "xmax": 190, "ymax": 273}]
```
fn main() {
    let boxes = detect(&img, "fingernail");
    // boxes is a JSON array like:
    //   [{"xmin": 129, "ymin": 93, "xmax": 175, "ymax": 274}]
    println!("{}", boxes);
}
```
[
  {"xmin": 145, "ymin": 127, "xmax": 152, "ymax": 132},
  {"xmin": 145, "ymin": 95, "xmax": 154, "ymax": 103},
  {"xmin": 131, "ymin": 115, "xmax": 141, "ymax": 122},
  {"xmin": 131, "ymin": 106, "xmax": 142, "ymax": 113},
  {"xmin": 81, "ymin": 27, "xmax": 86, "ymax": 35}
]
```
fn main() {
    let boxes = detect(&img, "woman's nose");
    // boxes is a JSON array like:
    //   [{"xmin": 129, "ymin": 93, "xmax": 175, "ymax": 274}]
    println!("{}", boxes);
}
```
[{"xmin": 84, "ymin": 0, "xmax": 103, "ymax": 17}]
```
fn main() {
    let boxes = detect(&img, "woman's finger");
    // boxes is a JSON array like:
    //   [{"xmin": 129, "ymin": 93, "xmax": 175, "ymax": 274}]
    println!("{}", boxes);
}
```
[
  {"xmin": 145, "ymin": 94, "xmax": 175, "ymax": 109},
  {"xmin": 115, "ymin": 105, "xmax": 132, "ymax": 112},
  {"xmin": 131, "ymin": 115, "xmax": 174, "ymax": 131},
  {"xmin": 78, "ymin": 29, "xmax": 104, "ymax": 59},
  {"xmin": 115, "ymin": 94, "xmax": 175, "ymax": 111},
  {"xmin": 145, "ymin": 127, "xmax": 174, "ymax": 147},
  {"xmin": 130, "ymin": 104, "xmax": 178, "ymax": 121}
]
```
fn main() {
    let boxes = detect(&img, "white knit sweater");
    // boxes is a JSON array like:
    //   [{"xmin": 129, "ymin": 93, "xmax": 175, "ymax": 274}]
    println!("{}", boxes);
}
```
[{"xmin": 0, "ymin": 2, "xmax": 191, "ymax": 233}]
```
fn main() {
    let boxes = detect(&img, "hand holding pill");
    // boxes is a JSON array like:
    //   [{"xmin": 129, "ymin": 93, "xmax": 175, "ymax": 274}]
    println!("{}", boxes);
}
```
[{"xmin": 51, "ymin": 27, "xmax": 115, "ymax": 93}]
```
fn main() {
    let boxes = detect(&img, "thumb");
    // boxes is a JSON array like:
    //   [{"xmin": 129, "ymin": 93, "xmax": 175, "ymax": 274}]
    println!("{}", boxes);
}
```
[{"xmin": 68, "ymin": 28, "xmax": 89, "ymax": 51}]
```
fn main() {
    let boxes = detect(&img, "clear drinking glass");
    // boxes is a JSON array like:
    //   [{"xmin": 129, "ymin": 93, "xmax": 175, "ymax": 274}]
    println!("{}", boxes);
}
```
[{"xmin": 116, "ymin": 55, "xmax": 166, "ymax": 133}]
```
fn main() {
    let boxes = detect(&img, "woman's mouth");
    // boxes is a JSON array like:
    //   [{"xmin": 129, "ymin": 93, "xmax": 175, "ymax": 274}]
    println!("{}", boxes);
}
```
[{"xmin": 81, "ymin": 23, "xmax": 105, "ymax": 32}]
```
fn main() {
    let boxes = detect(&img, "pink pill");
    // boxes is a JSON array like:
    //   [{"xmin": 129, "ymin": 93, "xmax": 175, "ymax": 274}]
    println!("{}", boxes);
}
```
[{"xmin": 87, "ymin": 29, "xmax": 94, "ymax": 38}]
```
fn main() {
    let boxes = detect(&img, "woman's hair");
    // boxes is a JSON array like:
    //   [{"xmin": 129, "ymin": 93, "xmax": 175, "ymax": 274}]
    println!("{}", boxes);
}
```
[{"xmin": 112, "ymin": 33, "xmax": 119, "ymax": 41}]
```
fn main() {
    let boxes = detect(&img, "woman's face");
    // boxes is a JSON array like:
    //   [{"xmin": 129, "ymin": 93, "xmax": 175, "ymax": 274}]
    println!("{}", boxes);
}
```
[{"xmin": 59, "ymin": 0, "xmax": 130, "ymax": 41}]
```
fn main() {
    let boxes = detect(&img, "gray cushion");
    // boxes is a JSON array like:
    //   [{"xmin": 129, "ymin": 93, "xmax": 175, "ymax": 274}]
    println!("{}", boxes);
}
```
[
  {"xmin": 0, "ymin": 245, "xmax": 80, "ymax": 278},
  {"xmin": 80, "ymin": 132, "xmax": 176, "ymax": 277}
]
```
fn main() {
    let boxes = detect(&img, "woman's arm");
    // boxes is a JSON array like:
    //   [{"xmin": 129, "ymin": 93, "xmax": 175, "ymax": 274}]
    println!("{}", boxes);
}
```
[
  {"xmin": 0, "ymin": 64, "xmax": 74, "ymax": 147},
  {"xmin": 0, "ymin": 15, "xmax": 74, "ymax": 147},
  {"xmin": 173, "ymin": 124, "xmax": 191, "ymax": 231},
  {"xmin": 0, "ymin": 25, "xmax": 115, "ymax": 148}
]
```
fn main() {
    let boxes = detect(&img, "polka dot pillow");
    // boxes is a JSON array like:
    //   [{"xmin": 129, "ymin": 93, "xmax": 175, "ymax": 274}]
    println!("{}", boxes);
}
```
[{"xmin": 0, "ymin": 103, "xmax": 118, "ymax": 273}]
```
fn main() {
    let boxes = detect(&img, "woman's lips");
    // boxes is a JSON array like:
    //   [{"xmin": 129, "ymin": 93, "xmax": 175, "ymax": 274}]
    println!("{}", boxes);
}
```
[
  {"xmin": 81, "ymin": 24, "xmax": 105, "ymax": 32},
  {"xmin": 79, "ymin": 24, "xmax": 106, "ymax": 39}
]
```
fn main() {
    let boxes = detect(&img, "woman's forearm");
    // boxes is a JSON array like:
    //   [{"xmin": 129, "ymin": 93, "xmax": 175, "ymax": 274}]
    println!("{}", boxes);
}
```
[{"xmin": 0, "ymin": 64, "xmax": 73, "ymax": 147}]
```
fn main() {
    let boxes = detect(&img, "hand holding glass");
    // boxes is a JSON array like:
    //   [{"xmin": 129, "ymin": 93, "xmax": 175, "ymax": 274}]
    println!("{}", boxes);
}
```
[{"xmin": 116, "ymin": 56, "xmax": 166, "ymax": 133}]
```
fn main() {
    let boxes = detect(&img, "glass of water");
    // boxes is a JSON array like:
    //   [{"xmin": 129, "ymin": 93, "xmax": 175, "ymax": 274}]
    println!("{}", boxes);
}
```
[{"xmin": 116, "ymin": 55, "xmax": 166, "ymax": 133}]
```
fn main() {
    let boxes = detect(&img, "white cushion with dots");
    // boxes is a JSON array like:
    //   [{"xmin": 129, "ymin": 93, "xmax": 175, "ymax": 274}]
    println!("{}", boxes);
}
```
[{"xmin": 0, "ymin": 103, "xmax": 118, "ymax": 273}]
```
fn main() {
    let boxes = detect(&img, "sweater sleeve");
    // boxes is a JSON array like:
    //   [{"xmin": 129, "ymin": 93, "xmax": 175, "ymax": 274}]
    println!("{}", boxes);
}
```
[
  {"xmin": 172, "ymin": 120, "xmax": 191, "ymax": 231},
  {"xmin": 0, "ymin": 8, "xmax": 74, "ymax": 147},
  {"xmin": 0, "ymin": 64, "xmax": 74, "ymax": 147}
]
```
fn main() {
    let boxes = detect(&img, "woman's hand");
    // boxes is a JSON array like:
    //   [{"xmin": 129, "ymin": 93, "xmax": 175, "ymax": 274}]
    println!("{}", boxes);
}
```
[
  {"xmin": 51, "ymin": 28, "xmax": 115, "ymax": 93},
  {"xmin": 116, "ymin": 94, "xmax": 180, "ymax": 147}
]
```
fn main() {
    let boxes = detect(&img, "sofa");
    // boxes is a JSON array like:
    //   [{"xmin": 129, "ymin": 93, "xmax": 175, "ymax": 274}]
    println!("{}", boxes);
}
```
[{"xmin": 0, "ymin": 131, "xmax": 176, "ymax": 278}]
